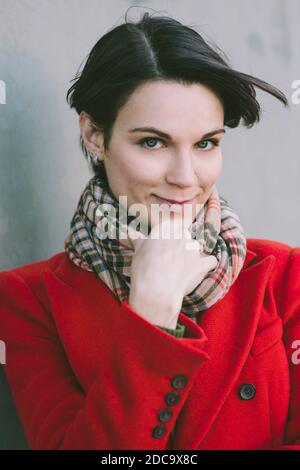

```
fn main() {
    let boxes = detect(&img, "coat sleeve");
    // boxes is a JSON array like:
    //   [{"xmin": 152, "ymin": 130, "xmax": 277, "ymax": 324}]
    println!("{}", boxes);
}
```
[
  {"xmin": 0, "ymin": 270, "xmax": 208, "ymax": 450},
  {"xmin": 272, "ymin": 246, "xmax": 300, "ymax": 450}
]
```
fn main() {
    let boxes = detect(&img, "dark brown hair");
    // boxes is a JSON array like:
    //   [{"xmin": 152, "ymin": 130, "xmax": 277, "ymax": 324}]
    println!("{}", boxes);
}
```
[{"xmin": 66, "ymin": 10, "xmax": 288, "ymax": 180}]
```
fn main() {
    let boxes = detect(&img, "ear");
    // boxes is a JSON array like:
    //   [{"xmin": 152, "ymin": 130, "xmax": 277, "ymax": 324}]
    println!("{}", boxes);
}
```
[{"xmin": 79, "ymin": 111, "xmax": 105, "ymax": 158}]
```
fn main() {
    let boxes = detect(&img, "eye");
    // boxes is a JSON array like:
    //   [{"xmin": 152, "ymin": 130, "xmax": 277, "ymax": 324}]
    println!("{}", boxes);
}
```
[
  {"xmin": 137, "ymin": 137, "xmax": 220, "ymax": 151},
  {"xmin": 138, "ymin": 137, "xmax": 162, "ymax": 150},
  {"xmin": 197, "ymin": 139, "xmax": 219, "ymax": 150}
]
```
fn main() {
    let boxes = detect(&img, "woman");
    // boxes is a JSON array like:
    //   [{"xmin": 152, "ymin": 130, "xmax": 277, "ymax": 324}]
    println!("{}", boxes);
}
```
[{"xmin": 1, "ymin": 11, "xmax": 300, "ymax": 450}]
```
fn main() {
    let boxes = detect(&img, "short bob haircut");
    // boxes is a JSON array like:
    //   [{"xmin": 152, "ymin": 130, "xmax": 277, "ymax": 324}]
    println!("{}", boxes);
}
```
[{"xmin": 66, "ymin": 10, "xmax": 288, "ymax": 183}]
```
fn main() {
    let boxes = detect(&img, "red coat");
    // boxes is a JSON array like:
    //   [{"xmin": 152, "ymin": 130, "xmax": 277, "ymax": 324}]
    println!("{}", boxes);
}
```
[{"xmin": 0, "ymin": 238, "xmax": 300, "ymax": 450}]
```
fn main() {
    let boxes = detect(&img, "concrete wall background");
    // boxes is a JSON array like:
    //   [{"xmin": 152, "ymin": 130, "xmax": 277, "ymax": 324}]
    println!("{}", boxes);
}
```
[{"xmin": 0, "ymin": 0, "xmax": 299, "ymax": 450}]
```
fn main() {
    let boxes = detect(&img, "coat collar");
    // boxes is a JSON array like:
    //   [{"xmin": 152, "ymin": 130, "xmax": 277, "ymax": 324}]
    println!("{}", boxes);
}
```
[{"xmin": 42, "ymin": 244, "xmax": 276, "ymax": 450}]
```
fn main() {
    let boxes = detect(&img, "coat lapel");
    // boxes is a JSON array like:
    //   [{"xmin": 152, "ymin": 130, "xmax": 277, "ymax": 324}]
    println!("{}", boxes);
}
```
[
  {"xmin": 42, "ymin": 258, "xmax": 123, "ymax": 389},
  {"xmin": 173, "ymin": 250, "xmax": 276, "ymax": 449}
]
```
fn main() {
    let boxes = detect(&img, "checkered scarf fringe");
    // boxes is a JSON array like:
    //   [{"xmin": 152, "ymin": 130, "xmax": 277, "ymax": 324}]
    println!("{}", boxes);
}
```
[{"xmin": 64, "ymin": 175, "xmax": 247, "ymax": 320}]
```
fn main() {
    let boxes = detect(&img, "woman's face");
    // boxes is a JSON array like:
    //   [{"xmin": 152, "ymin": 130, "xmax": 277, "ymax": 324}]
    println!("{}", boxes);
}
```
[{"xmin": 83, "ymin": 80, "xmax": 225, "ymax": 229}]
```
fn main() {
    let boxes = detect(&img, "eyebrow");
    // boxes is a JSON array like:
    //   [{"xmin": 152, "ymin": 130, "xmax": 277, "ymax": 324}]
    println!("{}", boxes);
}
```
[{"xmin": 129, "ymin": 126, "xmax": 226, "ymax": 140}]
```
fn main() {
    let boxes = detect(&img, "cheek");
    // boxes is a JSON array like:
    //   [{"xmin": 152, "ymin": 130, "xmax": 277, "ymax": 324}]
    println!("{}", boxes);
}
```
[
  {"xmin": 213, "ymin": 156, "xmax": 223, "ymax": 180},
  {"xmin": 197, "ymin": 152, "xmax": 222, "ymax": 186},
  {"xmin": 109, "ymin": 148, "xmax": 158, "ymax": 185},
  {"xmin": 124, "ymin": 153, "xmax": 165, "ymax": 184}
]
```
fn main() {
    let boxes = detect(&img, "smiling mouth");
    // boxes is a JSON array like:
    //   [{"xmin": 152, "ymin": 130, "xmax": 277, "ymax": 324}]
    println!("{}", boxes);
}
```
[{"xmin": 153, "ymin": 195, "xmax": 194, "ymax": 205}]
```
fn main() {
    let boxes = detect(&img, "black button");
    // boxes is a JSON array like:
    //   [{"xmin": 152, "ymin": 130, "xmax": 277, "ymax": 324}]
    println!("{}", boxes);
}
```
[
  {"xmin": 239, "ymin": 383, "xmax": 256, "ymax": 400},
  {"xmin": 165, "ymin": 391, "xmax": 181, "ymax": 406},
  {"xmin": 152, "ymin": 424, "xmax": 167, "ymax": 439},
  {"xmin": 158, "ymin": 408, "xmax": 173, "ymax": 423},
  {"xmin": 171, "ymin": 375, "xmax": 188, "ymax": 390}
]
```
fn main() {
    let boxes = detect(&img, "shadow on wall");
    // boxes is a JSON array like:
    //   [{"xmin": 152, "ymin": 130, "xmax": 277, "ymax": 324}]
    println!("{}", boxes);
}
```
[{"xmin": 0, "ymin": 368, "xmax": 28, "ymax": 449}]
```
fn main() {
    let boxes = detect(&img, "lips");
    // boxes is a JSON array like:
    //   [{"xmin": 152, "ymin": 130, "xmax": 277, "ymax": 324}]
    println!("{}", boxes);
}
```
[{"xmin": 153, "ymin": 195, "xmax": 194, "ymax": 205}]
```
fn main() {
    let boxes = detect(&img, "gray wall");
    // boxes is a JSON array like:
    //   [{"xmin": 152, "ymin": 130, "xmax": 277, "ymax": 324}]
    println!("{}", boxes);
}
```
[{"xmin": 0, "ymin": 0, "xmax": 299, "ymax": 450}]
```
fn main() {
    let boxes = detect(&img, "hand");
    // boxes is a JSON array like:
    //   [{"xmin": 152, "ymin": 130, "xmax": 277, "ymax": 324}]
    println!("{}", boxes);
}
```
[{"xmin": 128, "ymin": 214, "xmax": 217, "ymax": 329}]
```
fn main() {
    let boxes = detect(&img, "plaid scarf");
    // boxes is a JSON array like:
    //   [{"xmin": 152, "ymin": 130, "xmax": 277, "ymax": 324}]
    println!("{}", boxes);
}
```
[{"xmin": 64, "ymin": 175, "xmax": 247, "ymax": 320}]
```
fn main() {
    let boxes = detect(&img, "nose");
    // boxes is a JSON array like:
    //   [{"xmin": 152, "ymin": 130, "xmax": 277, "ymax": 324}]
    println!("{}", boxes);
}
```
[{"xmin": 165, "ymin": 151, "xmax": 198, "ymax": 187}]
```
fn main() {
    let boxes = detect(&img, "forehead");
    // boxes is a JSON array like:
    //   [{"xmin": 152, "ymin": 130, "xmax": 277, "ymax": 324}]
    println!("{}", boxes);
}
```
[{"xmin": 115, "ymin": 80, "xmax": 225, "ymax": 132}]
